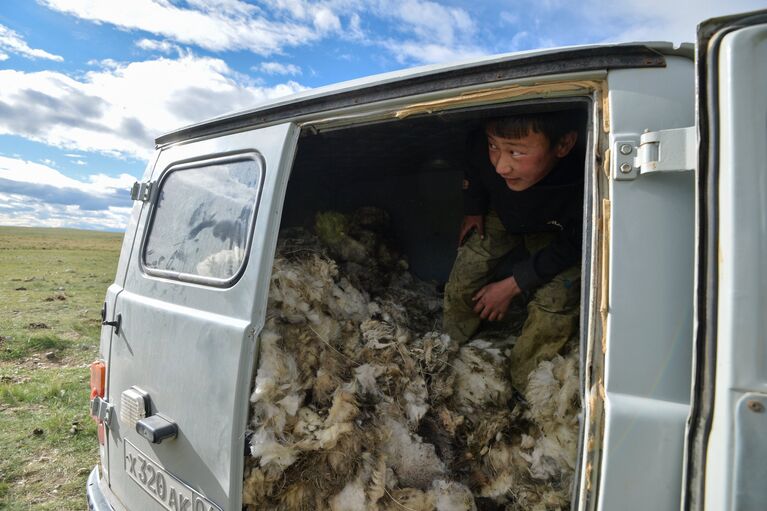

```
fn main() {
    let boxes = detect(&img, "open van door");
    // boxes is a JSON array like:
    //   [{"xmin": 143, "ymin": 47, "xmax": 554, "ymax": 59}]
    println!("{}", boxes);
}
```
[
  {"xmin": 102, "ymin": 123, "xmax": 298, "ymax": 511},
  {"xmin": 684, "ymin": 10, "xmax": 767, "ymax": 511}
]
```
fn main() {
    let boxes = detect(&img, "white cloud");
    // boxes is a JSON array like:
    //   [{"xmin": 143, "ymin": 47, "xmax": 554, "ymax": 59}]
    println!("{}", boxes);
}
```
[
  {"xmin": 388, "ymin": 0, "xmax": 475, "ymax": 46},
  {"xmin": 382, "ymin": 40, "xmax": 485, "ymax": 65},
  {"xmin": 507, "ymin": 0, "xmax": 767, "ymax": 48},
  {"xmin": 40, "ymin": 0, "xmax": 331, "ymax": 55},
  {"xmin": 87, "ymin": 58, "xmax": 120, "ymax": 69},
  {"xmin": 254, "ymin": 61, "xmax": 302, "ymax": 75},
  {"xmin": 595, "ymin": 0, "xmax": 767, "ymax": 44},
  {"xmin": 39, "ymin": 0, "xmax": 487, "ymax": 66},
  {"xmin": 0, "ymin": 155, "xmax": 137, "ymax": 229},
  {"xmin": 0, "ymin": 193, "xmax": 132, "ymax": 230},
  {"xmin": 185, "ymin": 0, "xmax": 260, "ymax": 17},
  {"xmin": 136, "ymin": 38, "xmax": 184, "ymax": 56},
  {"xmin": 0, "ymin": 54, "xmax": 307, "ymax": 159},
  {"xmin": 0, "ymin": 23, "xmax": 64, "ymax": 61},
  {"xmin": 347, "ymin": 12, "xmax": 364, "ymax": 40},
  {"xmin": 371, "ymin": 0, "xmax": 485, "ymax": 64},
  {"xmin": 0, "ymin": 155, "xmax": 134, "ymax": 192},
  {"xmin": 311, "ymin": 6, "xmax": 342, "ymax": 32},
  {"xmin": 262, "ymin": 0, "xmax": 343, "ymax": 32}
]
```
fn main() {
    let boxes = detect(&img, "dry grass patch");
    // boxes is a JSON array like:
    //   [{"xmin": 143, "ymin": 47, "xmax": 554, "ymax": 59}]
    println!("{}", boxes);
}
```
[{"xmin": 0, "ymin": 226, "xmax": 121, "ymax": 509}]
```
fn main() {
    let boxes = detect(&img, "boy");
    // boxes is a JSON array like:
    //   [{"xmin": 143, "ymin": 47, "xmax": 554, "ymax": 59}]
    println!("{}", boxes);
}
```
[{"xmin": 443, "ymin": 111, "xmax": 583, "ymax": 391}]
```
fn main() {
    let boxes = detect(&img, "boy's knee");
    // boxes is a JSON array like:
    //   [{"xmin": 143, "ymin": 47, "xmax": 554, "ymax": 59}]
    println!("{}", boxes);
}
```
[{"xmin": 530, "ymin": 266, "xmax": 580, "ymax": 313}]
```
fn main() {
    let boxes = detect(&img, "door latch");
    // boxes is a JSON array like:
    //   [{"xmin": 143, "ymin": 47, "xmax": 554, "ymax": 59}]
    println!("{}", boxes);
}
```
[{"xmin": 101, "ymin": 302, "xmax": 122, "ymax": 335}]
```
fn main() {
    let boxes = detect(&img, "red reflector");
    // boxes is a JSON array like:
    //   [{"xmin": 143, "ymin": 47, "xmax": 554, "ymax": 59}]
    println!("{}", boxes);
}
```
[
  {"xmin": 97, "ymin": 422, "xmax": 105, "ymax": 445},
  {"xmin": 90, "ymin": 360, "xmax": 106, "ymax": 400}
]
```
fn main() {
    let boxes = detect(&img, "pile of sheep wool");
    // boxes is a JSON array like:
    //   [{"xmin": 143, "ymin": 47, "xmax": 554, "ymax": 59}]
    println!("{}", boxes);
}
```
[{"xmin": 243, "ymin": 208, "xmax": 580, "ymax": 511}]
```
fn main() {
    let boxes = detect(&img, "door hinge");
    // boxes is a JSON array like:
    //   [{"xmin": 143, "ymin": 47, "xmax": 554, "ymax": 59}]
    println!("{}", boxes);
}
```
[
  {"xmin": 613, "ymin": 126, "xmax": 696, "ymax": 180},
  {"xmin": 130, "ymin": 181, "xmax": 153, "ymax": 202},
  {"xmin": 91, "ymin": 396, "xmax": 114, "ymax": 426}
]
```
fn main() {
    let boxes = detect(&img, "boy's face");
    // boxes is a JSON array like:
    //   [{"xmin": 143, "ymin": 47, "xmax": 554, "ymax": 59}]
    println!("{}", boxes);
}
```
[{"xmin": 486, "ymin": 128, "xmax": 576, "ymax": 191}]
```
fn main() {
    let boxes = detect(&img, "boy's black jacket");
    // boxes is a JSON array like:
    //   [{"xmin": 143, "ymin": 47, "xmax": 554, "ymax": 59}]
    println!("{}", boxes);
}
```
[{"xmin": 462, "ymin": 130, "xmax": 584, "ymax": 292}]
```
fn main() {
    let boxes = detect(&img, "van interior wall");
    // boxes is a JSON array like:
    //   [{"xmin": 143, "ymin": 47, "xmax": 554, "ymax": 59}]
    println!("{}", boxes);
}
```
[
  {"xmin": 280, "ymin": 101, "xmax": 589, "ymax": 283},
  {"xmin": 281, "ymin": 116, "xmax": 469, "ymax": 282}
]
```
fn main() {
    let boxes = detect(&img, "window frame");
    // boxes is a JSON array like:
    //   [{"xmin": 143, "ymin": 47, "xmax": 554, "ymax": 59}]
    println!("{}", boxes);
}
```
[{"xmin": 139, "ymin": 151, "xmax": 266, "ymax": 288}]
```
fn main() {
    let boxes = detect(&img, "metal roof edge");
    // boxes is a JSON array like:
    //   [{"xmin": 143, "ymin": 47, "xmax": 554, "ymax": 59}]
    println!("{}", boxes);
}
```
[{"xmin": 155, "ymin": 42, "xmax": 687, "ymax": 147}]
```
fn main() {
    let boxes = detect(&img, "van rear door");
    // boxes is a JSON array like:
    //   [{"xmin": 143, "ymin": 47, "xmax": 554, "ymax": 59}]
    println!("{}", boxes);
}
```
[
  {"xmin": 684, "ymin": 10, "xmax": 767, "ymax": 511},
  {"xmin": 104, "ymin": 123, "xmax": 298, "ymax": 511}
]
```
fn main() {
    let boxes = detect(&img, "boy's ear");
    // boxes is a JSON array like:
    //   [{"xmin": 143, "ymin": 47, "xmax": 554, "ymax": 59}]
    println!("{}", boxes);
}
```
[{"xmin": 553, "ymin": 131, "xmax": 578, "ymax": 158}]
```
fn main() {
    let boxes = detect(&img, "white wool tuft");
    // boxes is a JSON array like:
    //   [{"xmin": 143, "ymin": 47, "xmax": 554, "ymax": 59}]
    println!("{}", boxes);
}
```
[
  {"xmin": 452, "ymin": 344, "xmax": 513, "ymax": 413},
  {"xmin": 250, "ymin": 329, "xmax": 299, "ymax": 405},
  {"xmin": 249, "ymin": 429, "xmax": 297, "ymax": 469},
  {"xmin": 522, "ymin": 351, "xmax": 580, "ymax": 483},
  {"xmin": 292, "ymin": 407, "xmax": 323, "ymax": 436},
  {"xmin": 332, "ymin": 277, "xmax": 370, "ymax": 321},
  {"xmin": 526, "ymin": 354, "xmax": 580, "ymax": 432},
  {"xmin": 431, "ymin": 480, "xmax": 477, "ymax": 511},
  {"xmin": 384, "ymin": 417, "xmax": 446, "ymax": 489},
  {"xmin": 326, "ymin": 389, "xmax": 359, "ymax": 425},
  {"xmin": 250, "ymin": 328, "xmax": 303, "ymax": 437},
  {"xmin": 360, "ymin": 318, "xmax": 397, "ymax": 347},
  {"xmin": 245, "ymin": 218, "xmax": 582, "ymax": 510},
  {"xmin": 404, "ymin": 376, "xmax": 429, "ymax": 426},
  {"xmin": 329, "ymin": 478, "xmax": 367, "ymax": 511},
  {"xmin": 354, "ymin": 363, "xmax": 385, "ymax": 396}
]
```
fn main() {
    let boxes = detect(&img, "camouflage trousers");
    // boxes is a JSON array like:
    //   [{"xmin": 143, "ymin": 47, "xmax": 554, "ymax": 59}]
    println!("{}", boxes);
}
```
[{"xmin": 443, "ymin": 212, "xmax": 580, "ymax": 390}]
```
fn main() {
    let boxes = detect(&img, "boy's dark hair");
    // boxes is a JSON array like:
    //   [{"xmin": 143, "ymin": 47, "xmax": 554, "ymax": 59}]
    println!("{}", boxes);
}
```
[{"xmin": 485, "ymin": 110, "xmax": 582, "ymax": 146}]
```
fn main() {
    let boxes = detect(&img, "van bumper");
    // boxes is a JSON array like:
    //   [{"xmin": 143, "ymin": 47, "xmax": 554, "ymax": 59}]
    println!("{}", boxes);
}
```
[{"xmin": 86, "ymin": 466, "xmax": 112, "ymax": 511}]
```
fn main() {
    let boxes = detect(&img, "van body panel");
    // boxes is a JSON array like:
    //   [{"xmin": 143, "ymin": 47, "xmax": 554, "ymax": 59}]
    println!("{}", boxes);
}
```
[
  {"xmin": 597, "ymin": 56, "xmax": 696, "ymax": 510},
  {"xmin": 694, "ymin": 15, "xmax": 767, "ymax": 511},
  {"xmin": 104, "ymin": 123, "xmax": 299, "ymax": 511}
]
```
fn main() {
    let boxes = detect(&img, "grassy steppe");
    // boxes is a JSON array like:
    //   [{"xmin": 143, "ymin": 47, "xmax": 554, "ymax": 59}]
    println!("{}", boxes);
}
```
[{"xmin": 0, "ymin": 226, "xmax": 123, "ymax": 510}]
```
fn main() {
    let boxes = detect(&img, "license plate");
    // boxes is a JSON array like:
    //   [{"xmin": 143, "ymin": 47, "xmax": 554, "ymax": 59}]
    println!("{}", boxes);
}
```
[{"xmin": 124, "ymin": 440, "xmax": 221, "ymax": 511}]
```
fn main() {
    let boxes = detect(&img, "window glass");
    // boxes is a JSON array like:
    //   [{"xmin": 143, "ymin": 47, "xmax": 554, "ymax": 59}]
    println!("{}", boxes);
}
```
[{"xmin": 143, "ymin": 158, "xmax": 263, "ymax": 282}]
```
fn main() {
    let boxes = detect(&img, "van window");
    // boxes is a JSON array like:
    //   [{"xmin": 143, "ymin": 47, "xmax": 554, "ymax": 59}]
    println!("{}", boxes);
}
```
[{"xmin": 143, "ymin": 156, "xmax": 263, "ymax": 283}]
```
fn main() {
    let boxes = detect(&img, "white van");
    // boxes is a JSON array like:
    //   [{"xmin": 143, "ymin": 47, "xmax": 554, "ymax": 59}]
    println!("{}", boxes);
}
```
[{"xmin": 86, "ymin": 9, "xmax": 767, "ymax": 511}]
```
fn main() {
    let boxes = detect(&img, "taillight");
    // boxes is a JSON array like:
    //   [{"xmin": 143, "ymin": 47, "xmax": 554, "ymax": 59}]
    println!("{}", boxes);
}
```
[
  {"xmin": 89, "ymin": 360, "xmax": 107, "ymax": 445},
  {"xmin": 90, "ymin": 360, "xmax": 105, "ymax": 400}
]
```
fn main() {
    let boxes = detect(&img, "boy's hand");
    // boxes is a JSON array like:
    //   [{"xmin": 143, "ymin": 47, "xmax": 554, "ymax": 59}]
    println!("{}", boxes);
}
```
[
  {"xmin": 458, "ymin": 215, "xmax": 484, "ymax": 246},
  {"xmin": 472, "ymin": 276, "xmax": 521, "ymax": 321}
]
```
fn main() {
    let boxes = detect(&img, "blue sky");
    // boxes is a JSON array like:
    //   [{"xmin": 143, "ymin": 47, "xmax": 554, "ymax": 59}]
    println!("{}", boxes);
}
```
[{"xmin": 0, "ymin": 0, "xmax": 763, "ymax": 230}]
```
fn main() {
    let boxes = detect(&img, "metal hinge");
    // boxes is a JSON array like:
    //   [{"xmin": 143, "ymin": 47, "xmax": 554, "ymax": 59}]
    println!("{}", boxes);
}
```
[
  {"xmin": 90, "ymin": 396, "xmax": 114, "ymax": 426},
  {"xmin": 613, "ymin": 126, "xmax": 696, "ymax": 180},
  {"xmin": 130, "ymin": 181, "xmax": 153, "ymax": 202}
]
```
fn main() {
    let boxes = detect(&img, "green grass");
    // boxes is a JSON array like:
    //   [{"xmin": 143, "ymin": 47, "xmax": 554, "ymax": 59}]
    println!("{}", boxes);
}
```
[{"xmin": 0, "ymin": 226, "xmax": 122, "ymax": 510}]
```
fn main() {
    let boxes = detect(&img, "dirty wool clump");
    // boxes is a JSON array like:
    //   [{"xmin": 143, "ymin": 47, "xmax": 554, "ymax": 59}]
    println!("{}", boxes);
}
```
[{"xmin": 244, "ymin": 208, "xmax": 581, "ymax": 511}]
